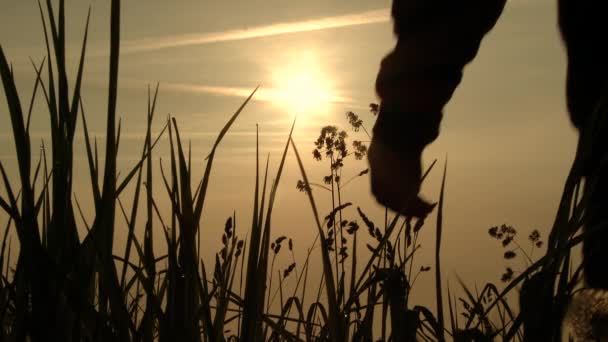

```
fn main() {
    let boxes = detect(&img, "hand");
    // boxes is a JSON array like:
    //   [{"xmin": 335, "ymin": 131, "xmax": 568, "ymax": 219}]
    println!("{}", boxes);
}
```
[{"xmin": 368, "ymin": 138, "xmax": 435, "ymax": 218}]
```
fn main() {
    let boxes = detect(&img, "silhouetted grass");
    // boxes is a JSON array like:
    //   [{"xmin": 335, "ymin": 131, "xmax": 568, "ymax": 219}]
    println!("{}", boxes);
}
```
[{"xmin": 0, "ymin": 1, "xmax": 602, "ymax": 341}]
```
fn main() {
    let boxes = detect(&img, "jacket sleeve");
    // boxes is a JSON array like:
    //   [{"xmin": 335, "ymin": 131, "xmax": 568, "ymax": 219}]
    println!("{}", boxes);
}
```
[
  {"xmin": 374, "ymin": 0, "xmax": 506, "ymax": 154},
  {"xmin": 559, "ymin": 0, "xmax": 608, "ymax": 130}
]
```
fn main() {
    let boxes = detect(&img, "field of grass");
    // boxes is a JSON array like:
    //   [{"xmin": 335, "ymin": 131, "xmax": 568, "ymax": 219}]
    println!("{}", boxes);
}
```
[{"xmin": 0, "ymin": 1, "xmax": 602, "ymax": 341}]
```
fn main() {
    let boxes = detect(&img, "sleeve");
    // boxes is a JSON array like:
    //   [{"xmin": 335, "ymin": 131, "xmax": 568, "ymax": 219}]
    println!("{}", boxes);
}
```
[
  {"xmin": 559, "ymin": 0, "xmax": 608, "ymax": 130},
  {"xmin": 373, "ymin": 0, "xmax": 507, "ymax": 154}
]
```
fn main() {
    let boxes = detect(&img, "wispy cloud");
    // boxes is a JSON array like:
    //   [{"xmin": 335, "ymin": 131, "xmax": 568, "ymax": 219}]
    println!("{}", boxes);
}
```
[
  {"xmin": 122, "ymin": 8, "xmax": 390, "ymax": 54},
  {"xmin": 107, "ymin": 77, "xmax": 352, "ymax": 104},
  {"xmin": 161, "ymin": 81, "xmax": 352, "ymax": 104}
]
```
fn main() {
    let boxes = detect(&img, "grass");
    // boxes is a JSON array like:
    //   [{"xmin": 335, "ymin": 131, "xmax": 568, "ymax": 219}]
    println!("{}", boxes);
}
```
[{"xmin": 0, "ymin": 1, "xmax": 603, "ymax": 341}]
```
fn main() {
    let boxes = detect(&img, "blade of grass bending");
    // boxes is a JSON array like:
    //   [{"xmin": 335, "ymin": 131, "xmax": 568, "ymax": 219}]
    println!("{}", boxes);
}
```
[
  {"xmin": 0, "ymin": 47, "xmax": 33, "ymax": 205},
  {"xmin": 421, "ymin": 159, "xmax": 437, "ymax": 183},
  {"xmin": 213, "ymin": 236, "xmax": 240, "ymax": 340},
  {"xmin": 173, "ymin": 95, "xmax": 254, "ymax": 340},
  {"xmin": 31, "ymin": 149, "xmax": 43, "ymax": 194},
  {"xmin": 473, "ymin": 221, "xmax": 603, "ymax": 331},
  {"xmin": 52, "ymin": 0, "xmax": 71, "ymax": 141},
  {"xmin": 118, "ymin": 154, "xmax": 144, "ymax": 290},
  {"xmin": 301, "ymin": 246, "xmax": 313, "ymax": 299},
  {"xmin": 163, "ymin": 125, "xmax": 179, "ymax": 340},
  {"xmin": 142, "ymin": 84, "xmax": 158, "ymax": 341},
  {"xmin": 33, "ymin": 170, "xmax": 53, "ymax": 216},
  {"xmin": 261, "ymin": 120, "xmax": 296, "ymax": 286},
  {"xmin": 414, "ymin": 305, "xmax": 442, "ymax": 339},
  {"xmin": 0, "ymin": 238, "xmax": 13, "ymax": 325},
  {"xmin": 0, "ymin": 163, "xmax": 19, "ymax": 222},
  {"xmin": 74, "ymin": 195, "xmax": 91, "ymax": 232},
  {"xmin": 348, "ymin": 227, "xmax": 358, "ymax": 304},
  {"xmin": 456, "ymin": 277, "xmax": 485, "ymax": 328},
  {"xmin": 349, "ymin": 213, "xmax": 399, "ymax": 302},
  {"xmin": 28, "ymin": 56, "xmax": 51, "ymax": 114},
  {"xmin": 197, "ymin": 259, "xmax": 216, "ymax": 342},
  {"xmin": 0, "ymin": 196, "xmax": 16, "ymax": 220},
  {"xmin": 96, "ymin": 0, "xmax": 132, "ymax": 338},
  {"xmin": 149, "ymin": 197, "xmax": 172, "ymax": 253},
  {"xmin": 112, "ymin": 255, "xmax": 142, "ymax": 275},
  {"xmin": 239, "ymin": 103, "xmax": 262, "ymax": 340},
  {"xmin": 256, "ymin": 119, "xmax": 295, "ymax": 340},
  {"xmin": 120, "ymin": 84, "xmax": 158, "ymax": 289},
  {"xmin": 224, "ymin": 241, "xmax": 242, "ymax": 319},
  {"xmin": 245, "ymin": 144, "xmax": 270, "ymax": 333},
  {"xmin": 116, "ymin": 120, "xmax": 168, "ymax": 197},
  {"xmin": 349, "ymin": 160, "xmax": 437, "ymax": 308},
  {"xmin": 258, "ymin": 153, "xmax": 270, "ymax": 232},
  {"xmin": 160, "ymin": 121, "xmax": 196, "ymax": 339},
  {"xmin": 305, "ymin": 301, "xmax": 329, "ymax": 340},
  {"xmin": 447, "ymin": 284, "xmax": 457, "ymax": 336},
  {"xmin": 434, "ymin": 160, "xmax": 447, "ymax": 342},
  {"xmin": 259, "ymin": 157, "xmax": 270, "ymax": 315},
  {"xmin": 172, "ymin": 118, "xmax": 207, "ymax": 339},
  {"xmin": 555, "ymin": 249, "xmax": 571, "ymax": 324},
  {"xmin": 5, "ymin": 239, "xmax": 12, "ymax": 278},
  {"xmin": 115, "ymin": 118, "xmax": 122, "ymax": 159},
  {"xmin": 290, "ymin": 136, "xmax": 344, "ymax": 342},
  {"xmin": 0, "ymin": 218, "xmax": 13, "ymax": 279},
  {"xmin": 170, "ymin": 119, "xmax": 194, "ymax": 218},
  {"xmin": 194, "ymin": 86, "xmax": 258, "ymax": 222},
  {"xmin": 100, "ymin": 0, "xmax": 120, "ymax": 200},
  {"xmin": 25, "ymin": 58, "xmax": 46, "ymax": 134},
  {"xmin": 237, "ymin": 238, "xmax": 247, "ymax": 337},
  {"xmin": 116, "ymin": 199, "xmax": 158, "ymax": 298},
  {"xmin": 270, "ymin": 296, "xmax": 306, "ymax": 340},
  {"xmin": 37, "ymin": 1, "xmax": 58, "ymax": 136},
  {"xmin": 80, "ymin": 100, "xmax": 101, "ymax": 202},
  {"xmin": 116, "ymin": 197, "xmax": 146, "ymax": 255},
  {"xmin": 68, "ymin": 8, "xmax": 91, "ymax": 142},
  {"xmin": 262, "ymin": 315, "xmax": 305, "ymax": 342},
  {"xmin": 470, "ymin": 284, "xmax": 517, "ymax": 338},
  {"xmin": 158, "ymin": 160, "xmax": 181, "ymax": 222},
  {"xmin": 41, "ymin": 143, "xmax": 50, "ymax": 247},
  {"xmin": 242, "ymin": 124, "xmax": 260, "ymax": 323},
  {"xmin": 170, "ymin": 118, "xmax": 204, "ymax": 340}
]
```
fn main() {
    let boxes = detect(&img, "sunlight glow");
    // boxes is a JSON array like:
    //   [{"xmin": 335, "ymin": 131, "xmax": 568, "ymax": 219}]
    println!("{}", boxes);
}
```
[
  {"xmin": 267, "ymin": 54, "xmax": 341, "ymax": 115},
  {"xmin": 273, "ymin": 73, "xmax": 333, "ymax": 113}
]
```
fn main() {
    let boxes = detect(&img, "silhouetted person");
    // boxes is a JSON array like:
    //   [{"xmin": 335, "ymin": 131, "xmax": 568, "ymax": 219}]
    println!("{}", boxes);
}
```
[{"xmin": 369, "ymin": 0, "xmax": 608, "ymax": 292}]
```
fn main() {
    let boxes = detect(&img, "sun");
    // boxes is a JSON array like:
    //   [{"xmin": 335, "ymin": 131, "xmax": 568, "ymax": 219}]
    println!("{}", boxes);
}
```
[
  {"xmin": 266, "ymin": 55, "xmax": 339, "ymax": 115},
  {"xmin": 273, "ymin": 72, "xmax": 333, "ymax": 113}
]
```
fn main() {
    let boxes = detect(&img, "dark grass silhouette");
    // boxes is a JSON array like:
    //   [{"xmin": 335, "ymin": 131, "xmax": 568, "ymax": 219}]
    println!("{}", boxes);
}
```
[{"xmin": 0, "ymin": 1, "xmax": 604, "ymax": 341}]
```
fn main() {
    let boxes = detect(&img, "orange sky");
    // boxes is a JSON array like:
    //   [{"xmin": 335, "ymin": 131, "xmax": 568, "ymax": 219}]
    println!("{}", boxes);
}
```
[{"xmin": 0, "ymin": 0, "xmax": 578, "ymax": 306}]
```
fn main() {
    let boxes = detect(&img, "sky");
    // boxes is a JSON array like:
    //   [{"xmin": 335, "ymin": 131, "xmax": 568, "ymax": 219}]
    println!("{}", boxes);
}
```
[{"xmin": 0, "ymin": 0, "xmax": 578, "ymax": 307}]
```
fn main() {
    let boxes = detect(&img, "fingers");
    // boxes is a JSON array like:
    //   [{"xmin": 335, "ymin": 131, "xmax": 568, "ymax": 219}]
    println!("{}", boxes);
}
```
[
  {"xmin": 401, "ymin": 196, "xmax": 436, "ymax": 218},
  {"xmin": 368, "ymin": 138, "xmax": 435, "ymax": 218},
  {"xmin": 372, "ymin": 182, "xmax": 435, "ymax": 218}
]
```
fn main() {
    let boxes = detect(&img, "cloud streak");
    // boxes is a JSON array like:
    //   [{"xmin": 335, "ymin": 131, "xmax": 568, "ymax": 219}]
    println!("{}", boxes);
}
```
[
  {"xmin": 109, "ymin": 78, "xmax": 352, "ymax": 104},
  {"xmin": 122, "ymin": 8, "xmax": 390, "ymax": 54},
  {"xmin": 161, "ymin": 82, "xmax": 352, "ymax": 104}
]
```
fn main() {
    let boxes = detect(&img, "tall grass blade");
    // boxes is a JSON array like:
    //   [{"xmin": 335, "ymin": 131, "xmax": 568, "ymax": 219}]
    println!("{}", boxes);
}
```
[
  {"xmin": 194, "ymin": 86, "xmax": 259, "ymax": 222},
  {"xmin": 25, "ymin": 58, "xmax": 45, "ymax": 134},
  {"xmin": 257, "ymin": 120, "xmax": 295, "ymax": 338},
  {"xmin": 290, "ymin": 137, "xmax": 344, "ymax": 342},
  {"xmin": 80, "ymin": 100, "xmax": 101, "ymax": 202},
  {"xmin": 38, "ymin": 1, "xmax": 59, "ymax": 138},
  {"xmin": 0, "ymin": 47, "xmax": 33, "ymax": 207},
  {"xmin": 68, "ymin": 8, "xmax": 91, "ymax": 141},
  {"xmin": 435, "ymin": 161, "xmax": 447, "ymax": 342},
  {"xmin": 240, "ymin": 102, "xmax": 262, "ymax": 342}
]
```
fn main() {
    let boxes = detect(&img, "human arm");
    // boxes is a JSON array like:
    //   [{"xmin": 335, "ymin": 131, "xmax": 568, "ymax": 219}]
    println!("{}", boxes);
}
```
[{"xmin": 369, "ymin": 0, "xmax": 507, "ymax": 216}]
